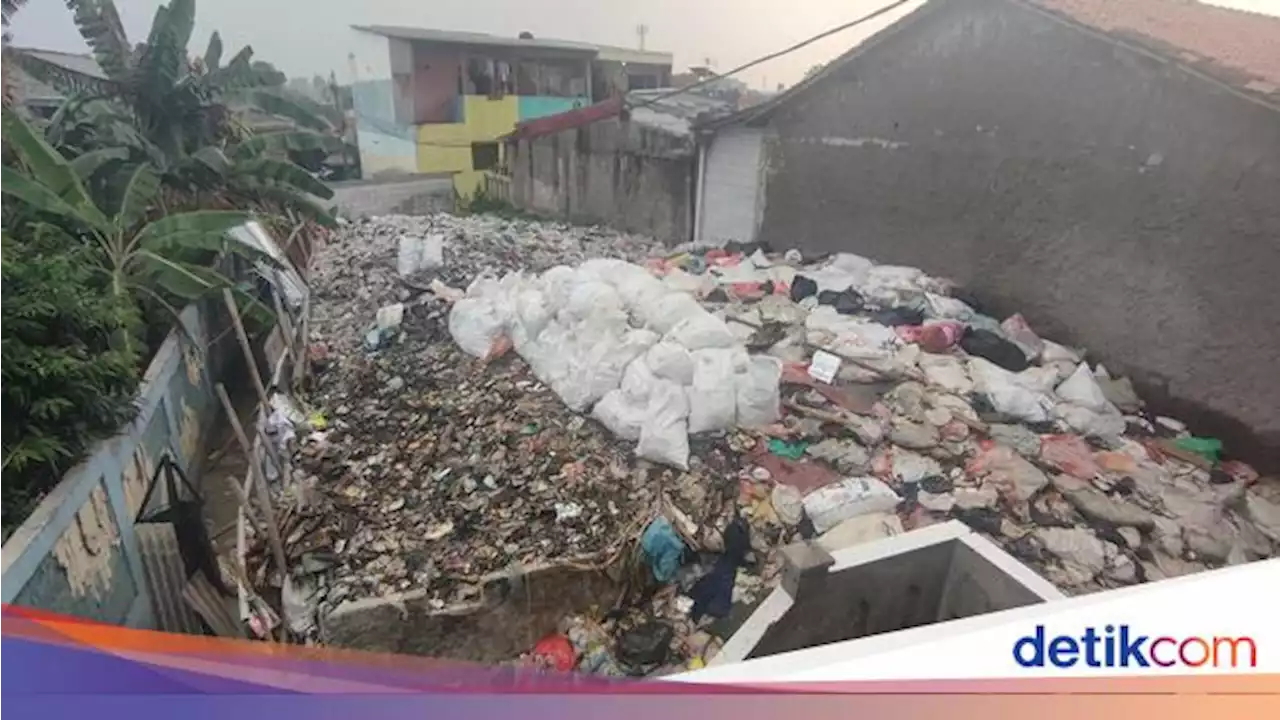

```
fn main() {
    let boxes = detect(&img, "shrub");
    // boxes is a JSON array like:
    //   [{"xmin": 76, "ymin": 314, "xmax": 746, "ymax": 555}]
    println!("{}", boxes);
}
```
[{"xmin": 1, "ymin": 229, "xmax": 141, "ymax": 536}]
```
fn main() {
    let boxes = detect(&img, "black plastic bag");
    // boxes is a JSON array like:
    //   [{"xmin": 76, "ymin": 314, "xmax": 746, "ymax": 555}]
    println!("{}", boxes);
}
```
[
  {"xmin": 960, "ymin": 328, "xmax": 1029, "ymax": 371},
  {"xmin": 790, "ymin": 275, "xmax": 818, "ymax": 302}
]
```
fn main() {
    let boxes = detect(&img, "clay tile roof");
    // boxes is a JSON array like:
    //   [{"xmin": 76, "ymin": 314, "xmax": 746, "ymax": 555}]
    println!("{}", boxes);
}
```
[{"xmin": 1030, "ymin": 0, "xmax": 1280, "ymax": 98}]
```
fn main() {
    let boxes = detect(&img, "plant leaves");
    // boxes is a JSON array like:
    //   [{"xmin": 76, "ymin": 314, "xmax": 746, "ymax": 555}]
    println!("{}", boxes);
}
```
[
  {"xmin": 69, "ymin": 147, "xmax": 130, "ymax": 182},
  {"xmin": 2, "ymin": 106, "xmax": 98, "ymax": 206},
  {"xmin": 230, "ymin": 130, "xmax": 342, "ymax": 159},
  {"xmin": 203, "ymin": 31, "xmax": 223, "ymax": 70},
  {"xmin": 117, "ymin": 163, "xmax": 161, "ymax": 230},
  {"xmin": 236, "ymin": 184, "xmax": 338, "ymax": 228},
  {"xmin": 231, "ymin": 157, "xmax": 333, "ymax": 199},
  {"xmin": 248, "ymin": 89, "xmax": 333, "ymax": 131},
  {"xmin": 12, "ymin": 50, "xmax": 120, "ymax": 98},
  {"xmin": 191, "ymin": 145, "xmax": 231, "ymax": 175},
  {"xmin": 0, "ymin": 167, "xmax": 111, "ymax": 232},
  {"xmin": 66, "ymin": 0, "xmax": 134, "ymax": 81},
  {"xmin": 132, "ymin": 249, "xmax": 223, "ymax": 299},
  {"xmin": 132, "ymin": 209, "xmax": 251, "ymax": 249}
]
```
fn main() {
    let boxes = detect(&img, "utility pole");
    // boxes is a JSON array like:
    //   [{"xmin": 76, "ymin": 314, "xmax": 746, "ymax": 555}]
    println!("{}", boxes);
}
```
[{"xmin": 636, "ymin": 23, "xmax": 649, "ymax": 50}]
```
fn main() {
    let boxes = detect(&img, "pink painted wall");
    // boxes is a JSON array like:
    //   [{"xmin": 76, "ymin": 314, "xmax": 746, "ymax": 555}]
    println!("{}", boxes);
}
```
[{"xmin": 412, "ymin": 45, "xmax": 461, "ymax": 124}]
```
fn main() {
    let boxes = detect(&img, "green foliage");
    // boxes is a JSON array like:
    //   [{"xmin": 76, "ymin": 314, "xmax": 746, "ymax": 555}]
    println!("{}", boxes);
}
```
[
  {"xmin": 1, "ymin": 229, "xmax": 141, "ymax": 536},
  {"xmin": 2, "ymin": 108, "xmax": 278, "ymax": 352},
  {"xmin": 17, "ymin": 0, "xmax": 337, "ymax": 222}
]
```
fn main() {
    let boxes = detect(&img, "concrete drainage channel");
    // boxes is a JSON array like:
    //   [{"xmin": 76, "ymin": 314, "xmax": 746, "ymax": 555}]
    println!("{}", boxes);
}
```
[
  {"xmin": 710, "ymin": 521, "xmax": 1064, "ymax": 667},
  {"xmin": 318, "ymin": 520, "xmax": 1061, "ymax": 669}
]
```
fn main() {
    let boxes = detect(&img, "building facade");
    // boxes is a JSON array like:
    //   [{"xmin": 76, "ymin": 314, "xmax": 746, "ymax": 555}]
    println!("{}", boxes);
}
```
[
  {"xmin": 694, "ymin": 0, "xmax": 1280, "ymax": 467},
  {"xmin": 345, "ymin": 25, "xmax": 672, "ymax": 195}
]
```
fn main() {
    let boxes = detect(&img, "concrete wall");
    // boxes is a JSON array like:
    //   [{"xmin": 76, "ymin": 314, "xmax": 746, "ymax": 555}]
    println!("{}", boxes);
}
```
[
  {"xmin": 509, "ymin": 119, "xmax": 695, "ymax": 243},
  {"xmin": 752, "ymin": 0, "xmax": 1280, "ymax": 466},
  {"xmin": 1, "ymin": 304, "xmax": 225, "ymax": 627},
  {"xmin": 716, "ymin": 522, "xmax": 1062, "ymax": 664},
  {"xmin": 330, "ymin": 174, "xmax": 455, "ymax": 217},
  {"xmin": 322, "ymin": 563, "xmax": 623, "ymax": 662},
  {"xmin": 348, "ymin": 31, "xmax": 418, "ymax": 177}
]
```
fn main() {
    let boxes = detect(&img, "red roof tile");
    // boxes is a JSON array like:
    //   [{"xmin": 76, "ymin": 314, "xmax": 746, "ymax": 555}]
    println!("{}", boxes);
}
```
[{"xmin": 1031, "ymin": 0, "xmax": 1280, "ymax": 96}]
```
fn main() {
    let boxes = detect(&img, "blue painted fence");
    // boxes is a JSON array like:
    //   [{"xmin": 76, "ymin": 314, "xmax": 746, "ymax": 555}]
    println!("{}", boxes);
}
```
[{"xmin": 1, "ymin": 303, "xmax": 223, "ymax": 627}]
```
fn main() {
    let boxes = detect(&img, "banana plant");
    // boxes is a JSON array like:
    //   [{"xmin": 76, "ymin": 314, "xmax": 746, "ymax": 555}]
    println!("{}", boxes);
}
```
[{"xmin": 1, "ymin": 108, "xmax": 277, "ymax": 355}]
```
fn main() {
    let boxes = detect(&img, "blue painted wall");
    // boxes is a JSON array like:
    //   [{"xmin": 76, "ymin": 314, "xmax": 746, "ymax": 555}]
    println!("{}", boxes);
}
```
[
  {"xmin": 518, "ymin": 96, "xmax": 590, "ymax": 121},
  {"xmin": 1, "ymin": 302, "xmax": 224, "ymax": 628}
]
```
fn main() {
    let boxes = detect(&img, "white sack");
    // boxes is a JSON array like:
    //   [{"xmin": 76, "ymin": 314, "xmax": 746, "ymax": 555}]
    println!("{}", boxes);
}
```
[
  {"xmin": 666, "ymin": 312, "xmax": 737, "ymax": 351},
  {"xmin": 646, "ymin": 340, "xmax": 695, "ymax": 385},
  {"xmin": 803, "ymin": 477, "xmax": 902, "ymax": 534},
  {"xmin": 1056, "ymin": 362, "xmax": 1112, "ymax": 412},
  {"xmin": 736, "ymin": 356, "xmax": 783, "ymax": 428},
  {"xmin": 687, "ymin": 349, "xmax": 738, "ymax": 433},
  {"xmin": 969, "ymin": 357, "xmax": 1056, "ymax": 423},
  {"xmin": 637, "ymin": 380, "xmax": 691, "ymax": 469},
  {"xmin": 592, "ymin": 390, "xmax": 647, "ymax": 441},
  {"xmin": 448, "ymin": 298, "xmax": 505, "ymax": 358}
]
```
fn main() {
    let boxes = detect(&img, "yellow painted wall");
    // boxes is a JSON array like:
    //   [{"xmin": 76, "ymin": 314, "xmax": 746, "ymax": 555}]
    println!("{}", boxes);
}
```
[{"xmin": 415, "ymin": 95, "xmax": 520, "ymax": 196}]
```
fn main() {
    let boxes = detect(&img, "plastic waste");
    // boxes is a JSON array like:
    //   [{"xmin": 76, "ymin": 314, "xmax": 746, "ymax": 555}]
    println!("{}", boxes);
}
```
[
  {"xmin": 531, "ymin": 634, "xmax": 577, "ymax": 672},
  {"xmin": 690, "ymin": 514, "xmax": 750, "ymax": 621},
  {"xmin": 803, "ymin": 477, "xmax": 902, "ymax": 534},
  {"xmin": 666, "ymin": 312, "xmax": 737, "ymax": 351},
  {"xmin": 641, "ymin": 517, "xmax": 687, "ymax": 583},
  {"xmin": 736, "ymin": 356, "xmax": 782, "ymax": 428},
  {"xmin": 790, "ymin": 275, "xmax": 818, "ymax": 301},
  {"xmin": 969, "ymin": 358, "xmax": 1056, "ymax": 423},
  {"xmin": 817, "ymin": 512, "xmax": 903, "ymax": 552},
  {"xmin": 919, "ymin": 353, "xmax": 973, "ymax": 394},
  {"xmin": 396, "ymin": 234, "xmax": 444, "ymax": 276},
  {"xmin": 645, "ymin": 340, "xmax": 695, "ymax": 385},
  {"xmin": 637, "ymin": 380, "xmax": 691, "ymax": 469},
  {"xmin": 1174, "ymin": 436, "xmax": 1223, "ymax": 465},
  {"xmin": 687, "ymin": 349, "xmax": 739, "ymax": 433},
  {"xmin": 767, "ymin": 438, "xmax": 808, "ymax": 460},
  {"xmin": 1000, "ymin": 313, "xmax": 1044, "ymax": 360},
  {"xmin": 960, "ymin": 328, "xmax": 1029, "ymax": 371},
  {"xmin": 870, "ymin": 306, "xmax": 925, "ymax": 326},
  {"xmin": 449, "ymin": 298, "xmax": 507, "ymax": 358},
  {"xmin": 1040, "ymin": 434, "xmax": 1103, "ymax": 479},
  {"xmin": 771, "ymin": 484, "xmax": 804, "ymax": 526},
  {"xmin": 617, "ymin": 622, "xmax": 675, "ymax": 668},
  {"xmin": 1055, "ymin": 362, "xmax": 1112, "ymax": 412},
  {"xmin": 592, "ymin": 390, "xmax": 647, "ymax": 441},
  {"xmin": 807, "ymin": 349, "xmax": 842, "ymax": 384}
]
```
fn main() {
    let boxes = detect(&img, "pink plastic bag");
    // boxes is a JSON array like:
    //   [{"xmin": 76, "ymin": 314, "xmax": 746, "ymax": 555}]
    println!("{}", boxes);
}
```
[{"xmin": 897, "ymin": 321, "xmax": 965, "ymax": 353}]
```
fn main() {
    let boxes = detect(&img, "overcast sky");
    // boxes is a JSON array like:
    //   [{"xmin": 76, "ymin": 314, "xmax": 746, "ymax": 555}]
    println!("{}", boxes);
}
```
[{"xmin": 7, "ymin": 0, "xmax": 1279, "ymax": 89}]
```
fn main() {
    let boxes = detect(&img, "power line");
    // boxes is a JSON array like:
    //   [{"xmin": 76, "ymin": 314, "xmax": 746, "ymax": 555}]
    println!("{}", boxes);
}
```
[{"xmin": 628, "ymin": 0, "xmax": 912, "ymax": 111}]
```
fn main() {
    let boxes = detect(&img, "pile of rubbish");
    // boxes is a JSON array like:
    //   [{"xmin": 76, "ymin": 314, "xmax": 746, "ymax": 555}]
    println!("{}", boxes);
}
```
[{"xmin": 284, "ymin": 212, "xmax": 1277, "ymax": 675}]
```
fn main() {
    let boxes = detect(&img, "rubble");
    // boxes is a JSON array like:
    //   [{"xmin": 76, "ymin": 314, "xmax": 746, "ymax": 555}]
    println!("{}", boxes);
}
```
[{"xmin": 271, "ymin": 210, "xmax": 1276, "ymax": 673}]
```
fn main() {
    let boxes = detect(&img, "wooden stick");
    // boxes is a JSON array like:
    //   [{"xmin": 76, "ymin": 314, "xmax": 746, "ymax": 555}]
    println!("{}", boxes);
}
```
[
  {"xmin": 270, "ymin": 284, "xmax": 296, "ymax": 363},
  {"xmin": 216, "ymin": 384, "xmax": 289, "ymax": 600},
  {"xmin": 222, "ymin": 288, "xmax": 270, "ymax": 409}
]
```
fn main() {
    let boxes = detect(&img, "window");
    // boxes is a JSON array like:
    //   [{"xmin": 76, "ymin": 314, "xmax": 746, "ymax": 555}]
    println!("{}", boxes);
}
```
[{"xmin": 471, "ymin": 142, "xmax": 500, "ymax": 171}]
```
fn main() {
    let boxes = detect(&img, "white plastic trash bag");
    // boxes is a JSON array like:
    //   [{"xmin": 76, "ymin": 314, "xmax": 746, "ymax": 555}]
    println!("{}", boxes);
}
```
[
  {"xmin": 448, "ymin": 298, "xmax": 506, "ymax": 357},
  {"xmin": 643, "ymin": 292, "xmax": 704, "ymax": 334},
  {"xmin": 397, "ymin": 234, "xmax": 445, "ymax": 276},
  {"xmin": 969, "ymin": 357, "xmax": 1055, "ymax": 423},
  {"xmin": 1055, "ymin": 362, "xmax": 1113, "ymax": 412},
  {"xmin": 803, "ymin": 477, "xmax": 902, "ymax": 534},
  {"xmin": 637, "ymin": 381, "xmax": 691, "ymax": 469},
  {"xmin": 645, "ymin": 340, "xmax": 695, "ymax": 385},
  {"xmin": 666, "ymin": 312, "xmax": 737, "ymax": 351},
  {"xmin": 736, "ymin": 356, "xmax": 782, "ymax": 428},
  {"xmin": 592, "ymin": 390, "xmax": 647, "ymax": 441},
  {"xmin": 687, "ymin": 349, "xmax": 738, "ymax": 433}
]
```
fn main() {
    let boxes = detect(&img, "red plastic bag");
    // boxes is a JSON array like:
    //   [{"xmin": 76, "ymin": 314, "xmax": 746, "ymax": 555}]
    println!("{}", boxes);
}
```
[
  {"xmin": 1040, "ymin": 434, "xmax": 1102, "ymax": 479},
  {"xmin": 532, "ymin": 633, "xmax": 577, "ymax": 672}
]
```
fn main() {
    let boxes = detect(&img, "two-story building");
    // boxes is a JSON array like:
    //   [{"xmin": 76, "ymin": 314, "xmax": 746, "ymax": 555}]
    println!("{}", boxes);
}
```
[{"xmin": 345, "ymin": 25, "xmax": 672, "ymax": 194}]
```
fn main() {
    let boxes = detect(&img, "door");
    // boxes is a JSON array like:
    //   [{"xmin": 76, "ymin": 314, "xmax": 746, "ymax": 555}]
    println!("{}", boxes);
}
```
[{"xmin": 698, "ymin": 126, "xmax": 764, "ymax": 245}]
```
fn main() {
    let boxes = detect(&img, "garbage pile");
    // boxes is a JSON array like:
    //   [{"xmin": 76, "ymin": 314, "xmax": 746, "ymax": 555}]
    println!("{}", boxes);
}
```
[
  {"xmin": 294, "ymin": 212, "xmax": 1278, "ymax": 675},
  {"xmin": 447, "ymin": 257, "xmax": 783, "ymax": 469}
]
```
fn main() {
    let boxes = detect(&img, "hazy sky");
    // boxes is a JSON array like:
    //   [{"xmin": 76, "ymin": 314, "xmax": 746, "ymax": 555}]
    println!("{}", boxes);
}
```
[{"xmin": 8, "ymin": 0, "xmax": 1280, "ymax": 89}]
